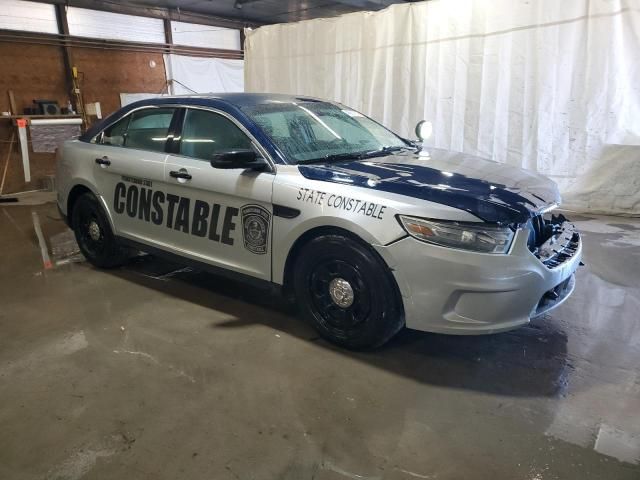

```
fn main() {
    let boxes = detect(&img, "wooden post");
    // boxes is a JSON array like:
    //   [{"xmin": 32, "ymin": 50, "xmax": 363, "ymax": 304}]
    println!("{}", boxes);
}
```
[
  {"xmin": 164, "ymin": 17, "xmax": 173, "ymax": 47},
  {"xmin": 54, "ymin": 4, "xmax": 75, "ymax": 101},
  {"xmin": 8, "ymin": 91, "xmax": 17, "ymax": 116},
  {"xmin": 0, "ymin": 131, "xmax": 15, "ymax": 196},
  {"xmin": 163, "ymin": 17, "xmax": 173, "ymax": 95}
]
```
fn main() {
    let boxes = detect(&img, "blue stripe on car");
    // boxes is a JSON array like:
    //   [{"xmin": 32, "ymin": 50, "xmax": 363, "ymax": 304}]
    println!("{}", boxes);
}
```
[{"xmin": 298, "ymin": 157, "xmax": 558, "ymax": 224}]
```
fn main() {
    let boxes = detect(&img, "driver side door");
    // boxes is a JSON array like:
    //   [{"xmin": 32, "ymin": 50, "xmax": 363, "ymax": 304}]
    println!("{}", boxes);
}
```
[{"xmin": 159, "ymin": 107, "xmax": 275, "ymax": 281}]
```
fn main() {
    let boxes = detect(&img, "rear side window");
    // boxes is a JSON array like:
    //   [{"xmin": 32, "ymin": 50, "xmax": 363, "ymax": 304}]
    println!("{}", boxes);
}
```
[
  {"xmin": 126, "ymin": 108, "xmax": 175, "ymax": 152},
  {"xmin": 179, "ymin": 109, "xmax": 252, "ymax": 160}
]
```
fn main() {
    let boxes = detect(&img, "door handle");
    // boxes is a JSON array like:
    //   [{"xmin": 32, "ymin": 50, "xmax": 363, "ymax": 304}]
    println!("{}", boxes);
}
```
[
  {"xmin": 95, "ymin": 157, "xmax": 111, "ymax": 166},
  {"xmin": 169, "ymin": 170, "xmax": 192, "ymax": 180}
]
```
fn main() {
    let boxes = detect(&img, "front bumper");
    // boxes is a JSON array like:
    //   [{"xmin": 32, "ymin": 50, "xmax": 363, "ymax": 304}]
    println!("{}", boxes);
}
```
[{"xmin": 375, "ymin": 221, "xmax": 582, "ymax": 335}]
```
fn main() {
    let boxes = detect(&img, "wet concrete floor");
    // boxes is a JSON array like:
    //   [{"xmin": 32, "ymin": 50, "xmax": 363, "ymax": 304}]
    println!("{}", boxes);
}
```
[{"xmin": 0, "ymin": 197, "xmax": 639, "ymax": 479}]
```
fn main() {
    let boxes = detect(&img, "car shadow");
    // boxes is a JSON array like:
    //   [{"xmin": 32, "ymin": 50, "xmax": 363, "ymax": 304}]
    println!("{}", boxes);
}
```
[{"xmin": 109, "ymin": 254, "xmax": 570, "ymax": 399}]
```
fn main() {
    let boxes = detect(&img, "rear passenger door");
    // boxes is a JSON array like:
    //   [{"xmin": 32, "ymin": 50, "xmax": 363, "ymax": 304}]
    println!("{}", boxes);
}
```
[
  {"xmin": 160, "ymin": 107, "xmax": 275, "ymax": 281},
  {"xmin": 92, "ymin": 107, "xmax": 176, "ymax": 241}
]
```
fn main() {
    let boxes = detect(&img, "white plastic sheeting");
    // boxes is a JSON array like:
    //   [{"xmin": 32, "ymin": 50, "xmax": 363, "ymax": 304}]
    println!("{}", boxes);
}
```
[
  {"xmin": 164, "ymin": 54, "xmax": 244, "ymax": 95},
  {"xmin": 120, "ymin": 93, "xmax": 164, "ymax": 107},
  {"xmin": 245, "ymin": 0, "xmax": 640, "ymax": 214},
  {"xmin": 171, "ymin": 21, "xmax": 241, "ymax": 50},
  {"xmin": 0, "ymin": 0, "xmax": 58, "ymax": 34},
  {"xmin": 66, "ymin": 7, "xmax": 165, "ymax": 43}
]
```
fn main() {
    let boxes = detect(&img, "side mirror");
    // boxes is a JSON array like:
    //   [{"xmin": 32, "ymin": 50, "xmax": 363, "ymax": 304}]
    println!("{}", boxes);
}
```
[
  {"xmin": 210, "ymin": 150, "xmax": 268, "ymax": 171},
  {"xmin": 415, "ymin": 120, "xmax": 433, "ymax": 141}
]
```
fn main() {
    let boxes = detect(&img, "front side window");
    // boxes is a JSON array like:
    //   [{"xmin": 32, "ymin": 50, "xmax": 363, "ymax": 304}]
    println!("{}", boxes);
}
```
[
  {"xmin": 125, "ymin": 108, "xmax": 175, "ymax": 152},
  {"xmin": 241, "ymin": 101, "xmax": 407, "ymax": 163},
  {"xmin": 179, "ymin": 109, "xmax": 253, "ymax": 160}
]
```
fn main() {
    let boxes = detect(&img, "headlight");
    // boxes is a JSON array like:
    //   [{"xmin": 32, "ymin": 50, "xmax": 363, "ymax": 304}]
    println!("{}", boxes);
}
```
[{"xmin": 397, "ymin": 215, "xmax": 514, "ymax": 254}]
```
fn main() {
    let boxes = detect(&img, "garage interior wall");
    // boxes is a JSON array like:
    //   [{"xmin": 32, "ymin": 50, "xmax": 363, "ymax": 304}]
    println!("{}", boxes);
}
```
[
  {"xmin": 0, "ymin": 42, "xmax": 166, "ymax": 194},
  {"xmin": 0, "ymin": 1, "xmax": 244, "ymax": 196},
  {"xmin": 245, "ymin": 0, "xmax": 640, "ymax": 215}
]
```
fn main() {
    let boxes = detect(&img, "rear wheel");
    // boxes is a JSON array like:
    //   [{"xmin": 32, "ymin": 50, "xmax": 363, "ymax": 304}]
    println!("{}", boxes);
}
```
[
  {"xmin": 293, "ymin": 234, "xmax": 404, "ymax": 349},
  {"xmin": 71, "ymin": 192, "xmax": 128, "ymax": 268}
]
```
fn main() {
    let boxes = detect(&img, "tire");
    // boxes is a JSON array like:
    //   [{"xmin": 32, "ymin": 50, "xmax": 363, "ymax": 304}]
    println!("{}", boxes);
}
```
[
  {"xmin": 71, "ymin": 192, "xmax": 128, "ymax": 268},
  {"xmin": 293, "ymin": 234, "xmax": 404, "ymax": 349}
]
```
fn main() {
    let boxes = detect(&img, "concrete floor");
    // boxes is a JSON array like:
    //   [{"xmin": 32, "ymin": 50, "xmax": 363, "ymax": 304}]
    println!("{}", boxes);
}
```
[{"xmin": 1, "ymin": 196, "xmax": 639, "ymax": 480}]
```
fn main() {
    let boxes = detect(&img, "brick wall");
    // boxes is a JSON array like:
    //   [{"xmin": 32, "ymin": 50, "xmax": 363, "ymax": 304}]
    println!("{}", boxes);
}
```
[{"xmin": 0, "ymin": 41, "xmax": 167, "ymax": 194}]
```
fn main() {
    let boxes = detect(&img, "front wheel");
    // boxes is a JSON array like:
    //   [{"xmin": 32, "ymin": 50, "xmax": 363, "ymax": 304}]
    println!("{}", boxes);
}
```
[
  {"xmin": 71, "ymin": 192, "xmax": 128, "ymax": 268},
  {"xmin": 293, "ymin": 234, "xmax": 404, "ymax": 349}
]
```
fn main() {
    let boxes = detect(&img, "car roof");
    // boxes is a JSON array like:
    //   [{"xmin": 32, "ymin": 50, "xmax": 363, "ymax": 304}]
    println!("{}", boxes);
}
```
[
  {"xmin": 79, "ymin": 93, "xmax": 332, "ymax": 144},
  {"xmin": 136, "ymin": 93, "xmax": 327, "ymax": 108}
]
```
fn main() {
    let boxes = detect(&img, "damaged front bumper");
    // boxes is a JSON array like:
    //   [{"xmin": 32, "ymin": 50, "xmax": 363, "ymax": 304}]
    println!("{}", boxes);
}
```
[
  {"xmin": 531, "ymin": 216, "xmax": 582, "ymax": 316},
  {"xmin": 375, "ymin": 215, "xmax": 583, "ymax": 335}
]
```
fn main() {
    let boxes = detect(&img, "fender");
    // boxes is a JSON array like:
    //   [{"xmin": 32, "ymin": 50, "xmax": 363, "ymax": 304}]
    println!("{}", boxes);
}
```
[
  {"xmin": 64, "ymin": 178, "xmax": 118, "ymax": 233},
  {"xmin": 271, "ymin": 214, "xmax": 403, "ymax": 285}
]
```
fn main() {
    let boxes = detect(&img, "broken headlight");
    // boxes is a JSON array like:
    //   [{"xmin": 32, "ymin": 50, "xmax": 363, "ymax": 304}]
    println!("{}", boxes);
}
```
[{"xmin": 397, "ymin": 216, "xmax": 514, "ymax": 254}]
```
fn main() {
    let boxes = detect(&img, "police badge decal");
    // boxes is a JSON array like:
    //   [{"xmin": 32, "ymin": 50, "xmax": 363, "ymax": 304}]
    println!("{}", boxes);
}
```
[{"xmin": 241, "ymin": 205, "xmax": 270, "ymax": 254}]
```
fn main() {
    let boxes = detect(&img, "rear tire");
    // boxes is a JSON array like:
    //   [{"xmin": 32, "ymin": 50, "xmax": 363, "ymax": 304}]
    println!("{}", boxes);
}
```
[
  {"xmin": 71, "ymin": 192, "xmax": 128, "ymax": 268},
  {"xmin": 293, "ymin": 234, "xmax": 404, "ymax": 349}
]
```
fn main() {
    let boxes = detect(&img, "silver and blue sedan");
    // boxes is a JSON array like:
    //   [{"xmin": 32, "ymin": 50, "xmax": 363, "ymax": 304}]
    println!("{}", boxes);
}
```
[{"xmin": 55, "ymin": 94, "xmax": 582, "ymax": 348}]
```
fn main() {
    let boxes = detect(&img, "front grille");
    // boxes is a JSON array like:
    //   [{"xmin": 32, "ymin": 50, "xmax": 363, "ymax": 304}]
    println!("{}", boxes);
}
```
[
  {"xmin": 527, "ymin": 213, "xmax": 581, "ymax": 269},
  {"xmin": 534, "ymin": 274, "xmax": 576, "ymax": 316}
]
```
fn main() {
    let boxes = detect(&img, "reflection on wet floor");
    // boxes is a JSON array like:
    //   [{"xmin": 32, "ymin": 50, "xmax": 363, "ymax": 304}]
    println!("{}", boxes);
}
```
[
  {"xmin": 546, "ymin": 216, "xmax": 640, "ymax": 465},
  {"xmin": 544, "ymin": 274, "xmax": 640, "ymax": 464},
  {"xmin": 1, "ymin": 200, "xmax": 639, "ymax": 478},
  {"xmin": 50, "ymin": 229, "xmax": 84, "ymax": 267}
]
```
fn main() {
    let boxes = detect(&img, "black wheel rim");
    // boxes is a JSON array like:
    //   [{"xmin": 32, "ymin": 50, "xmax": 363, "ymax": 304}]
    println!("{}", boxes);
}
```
[
  {"xmin": 76, "ymin": 205, "xmax": 106, "ymax": 258},
  {"xmin": 308, "ymin": 259, "xmax": 371, "ymax": 330}
]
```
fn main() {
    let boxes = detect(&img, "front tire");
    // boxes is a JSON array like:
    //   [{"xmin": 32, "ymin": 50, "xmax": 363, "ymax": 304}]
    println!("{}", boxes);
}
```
[
  {"xmin": 71, "ymin": 192, "xmax": 127, "ymax": 268},
  {"xmin": 293, "ymin": 234, "xmax": 404, "ymax": 349}
]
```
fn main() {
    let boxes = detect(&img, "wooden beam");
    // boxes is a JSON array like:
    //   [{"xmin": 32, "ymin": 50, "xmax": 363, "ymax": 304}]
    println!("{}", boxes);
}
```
[
  {"xmin": 0, "ymin": 29, "xmax": 244, "ymax": 59},
  {"xmin": 36, "ymin": 0, "xmax": 262, "ymax": 30},
  {"xmin": 54, "ymin": 3, "xmax": 75, "ymax": 98},
  {"xmin": 163, "ymin": 17, "xmax": 173, "ymax": 51},
  {"xmin": 8, "ymin": 91, "xmax": 17, "ymax": 116},
  {"xmin": 0, "ymin": 131, "xmax": 15, "ymax": 196}
]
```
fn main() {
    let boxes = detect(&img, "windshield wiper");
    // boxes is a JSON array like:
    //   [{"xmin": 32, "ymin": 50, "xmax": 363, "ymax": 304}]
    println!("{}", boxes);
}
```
[
  {"xmin": 300, "ymin": 151, "xmax": 372, "ymax": 164},
  {"xmin": 360, "ymin": 145, "xmax": 415, "ymax": 158},
  {"xmin": 299, "ymin": 145, "xmax": 414, "ymax": 165}
]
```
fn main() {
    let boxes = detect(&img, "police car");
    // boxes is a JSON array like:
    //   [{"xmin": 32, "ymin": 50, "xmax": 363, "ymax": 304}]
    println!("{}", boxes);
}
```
[{"xmin": 55, "ymin": 94, "xmax": 582, "ymax": 349}]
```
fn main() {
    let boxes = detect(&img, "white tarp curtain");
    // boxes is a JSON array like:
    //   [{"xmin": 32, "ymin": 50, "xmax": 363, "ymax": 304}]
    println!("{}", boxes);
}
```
[
  {"xmin": 245, "ymin": 0, "xmax": 640, "ymax": 215},
  {"xmin": 164, "ymin": 54, "xmax": 244, "ymax": 95},
  {"xmin": 120, "ymin": 93, "xmax": 164, "ymax": 107}
]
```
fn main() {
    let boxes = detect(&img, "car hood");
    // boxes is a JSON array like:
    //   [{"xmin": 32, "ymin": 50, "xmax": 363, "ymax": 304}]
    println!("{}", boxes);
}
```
[{"xmin": 297, "ymin": 147, "xmax": 560, "ymax": 224}]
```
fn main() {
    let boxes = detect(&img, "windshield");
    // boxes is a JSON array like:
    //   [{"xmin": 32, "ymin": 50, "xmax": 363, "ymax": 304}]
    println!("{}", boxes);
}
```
[{"xmin": 241, "ymin": 101, "xmax": 409, "ymax": 164}]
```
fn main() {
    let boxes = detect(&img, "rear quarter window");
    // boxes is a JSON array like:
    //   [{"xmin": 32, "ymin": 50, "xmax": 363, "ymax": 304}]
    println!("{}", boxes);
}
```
[
  {"xmin": 100, "ymin": 116, "xmax": 129, "ymax": 146},
  {"xmin": 98, "ymin": 107, "xmax": 175, "ymax": 152}
]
